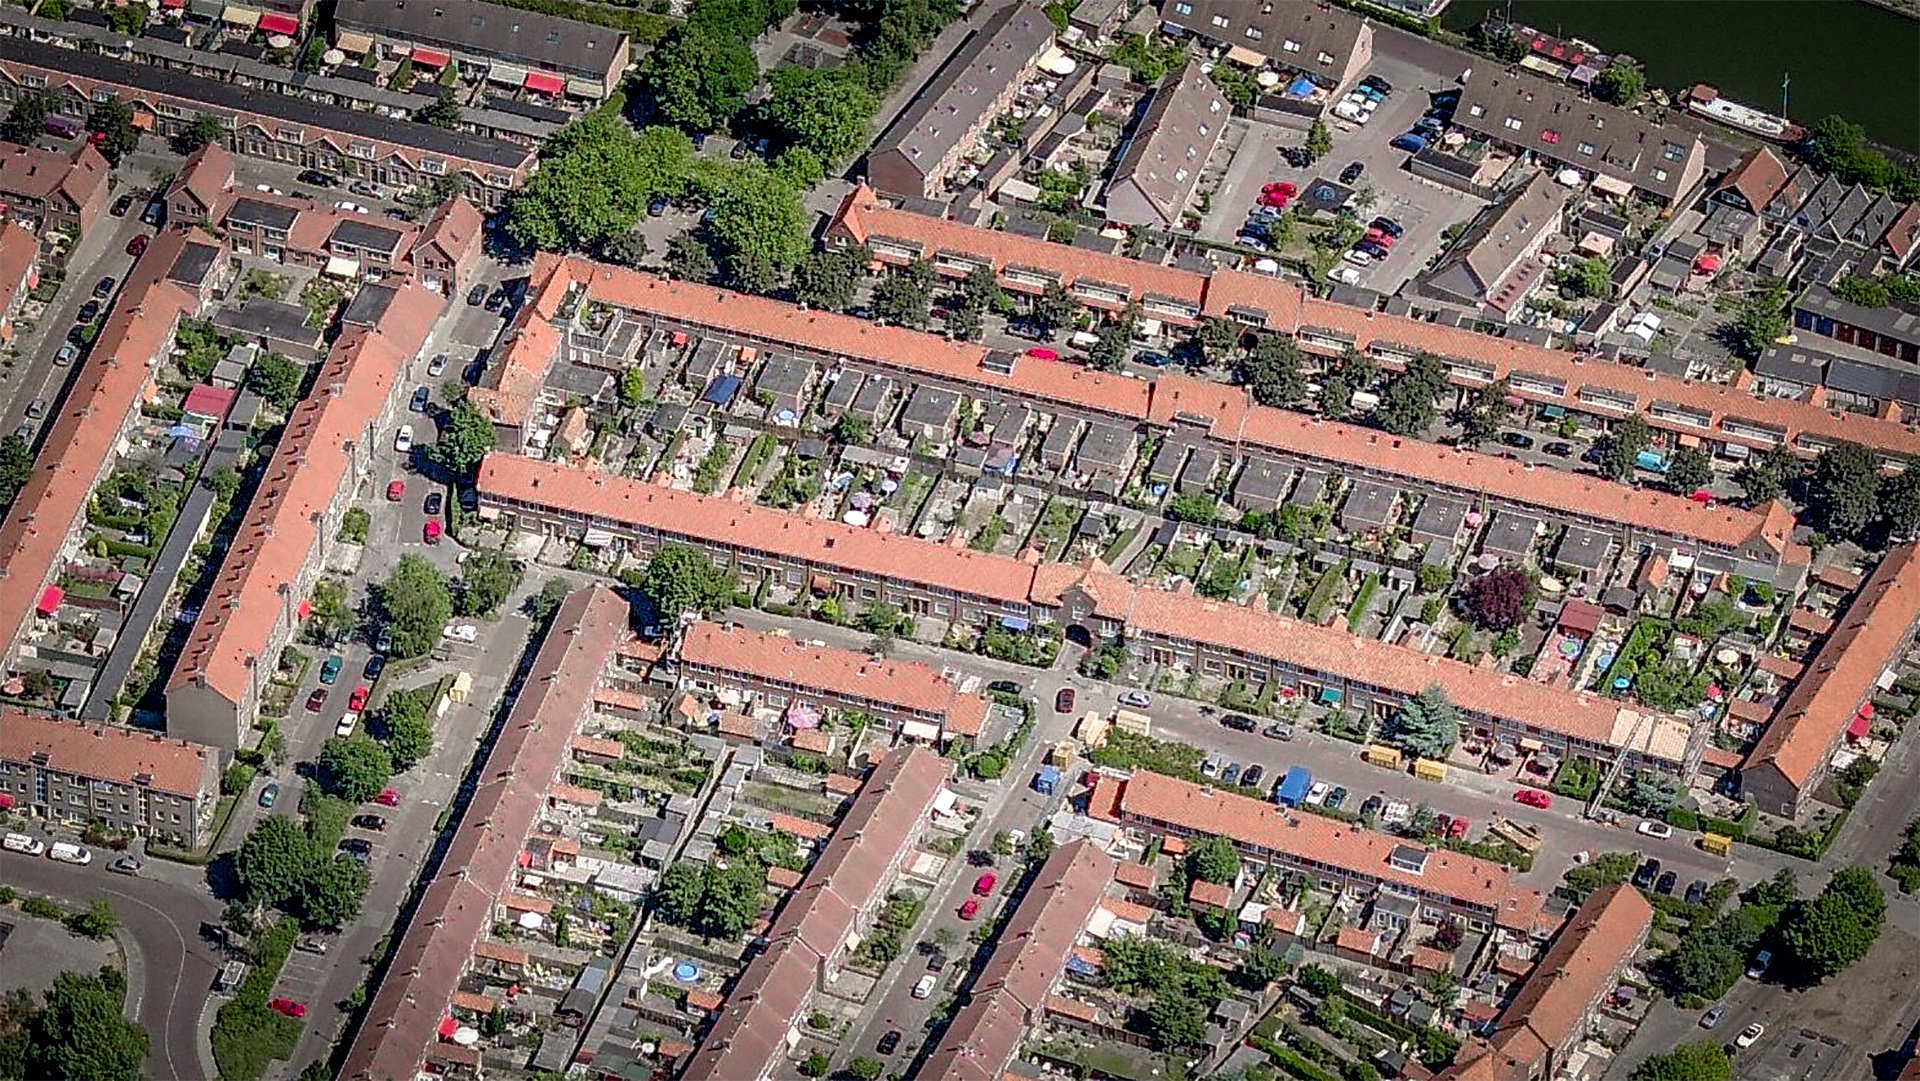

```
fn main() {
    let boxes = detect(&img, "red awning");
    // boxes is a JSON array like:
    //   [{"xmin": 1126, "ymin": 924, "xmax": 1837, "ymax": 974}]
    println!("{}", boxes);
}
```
[
  {"xmin": 411, "ymin": 48, "xmax": 451, "ymax": 68},
  {"xmin": 437, "ymin": 1016, "xmax": 459, "ymax": 1041},
  {"xmin": 296, "ymin": 598, "xmax": 311, "ymax": 620},
  {"xmin": 35, "ymin": 586, "xmax": 62, "ymax": 616},
  {"xmin": 258, "ymin": 12, "xmax": 298, "ymax": 34},
  {"xmin": 161, "ymin": 0, "xmax": 185, "ymax": 8},
  {"xmin": 1693, "ymin": 253, "xmax": 1722, "ymax": 274},
  {"xmin": 1847, "ymin": 709, "xmax": 1871, "ymax": 739},
  {"xmin": 0, "ymin": 794, "xmax": 13, "ymax": 809},
  {"xmin": 524, "ymin": 70, "xmax": 564, "ymax": 95}
]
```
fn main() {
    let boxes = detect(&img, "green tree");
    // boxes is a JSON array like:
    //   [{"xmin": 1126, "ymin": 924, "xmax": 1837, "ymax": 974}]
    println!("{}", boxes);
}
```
[
  {"xmin": 27, "ymin": 969, "xmax": 148, "ymax": 1081},
  {"xmin": 640, "ymin": 543, "xmax": 734, "ymax": 624},
  {"xmin": 1595, "ymin": 413, "xmax": 1652, "ymax": 482},
  {"xmin": 378, "ymin": 555, "xmax": 454, "ymax": 660},
  {"xmin": 792, "ymin": 245, "xmax": 867, "ymax": 311},
  {"xmin": 1555, "ymin": 256, "xmax": 1611, "ymax": 298},
  {"xmin": 1087, "ymin": 306, "xmax": 1137, "ymax": 371},
  {"xmin": 962, "ymin": 263, "xmax": 1007, "ymax": 314},
  {"xmin": 1378, "ymin": 368, "xmax": 1441, "ymax": 435},
  {"xmin": 414, "ymin": 87, "xmax": 462, "ymax": 130},
  {"xmin": 666, "ymin": 229, "xmax": 718, "ymax": 283},
  {"xmin": 299, "ymin": 856, "xmax": 371, "ymax": 929},
  {"xmin": 235, "ymin": 816, "xmax": 313, "ymax": 909},
  {"xmin": 846, "ymin": 1056, "xmax": 883, "ymax": 1081},
  {"xmin": 1185, "ymin": 835, "xmax": 1241, "ymax": 885},
  {"xmin": 1803, "ymin": 114, "xmax": 1866, "ymax": 177},
  {"xmin": 1164, "ymin": 492, "xmax": 1219, "ymax": 525},
  {"xmin": 1832, "ymin": 275, "xmax": 1891, "ymax": 307},
  {"xmin": 1320, "ymin": 369, "xmax": 1355, "ymax": 419},
  {"xmin": 1144, "ymin": 991, "xmax": 1208, "ymax": 1051},
  {"xmin": 1630, "ymin": 1040, "xmax": 1731, "ymax": 1081},
  {"xmin": 1778, "ymin": 867, "xmax": 1884, "ymax": 982},
  {"xmin": 65, "ymin": 900, "xmax": 120, "ymax": 940},
  {"xmin": 831, "ymin": 411, "xmax": 873, "ymax": 447},
  {"xmin": 1455, "ymin": 376, "xmax": 1512, "ymax": 446},
  {"xmin": 1805, "ymin": 440, "xmax": 1879, "ymax": 541},
  {"xmin": 798, "ymin": 1050, "xmax": 831, "ymax": 1077},
  {"xmin": 1235, "ymin": 335, "xmax": 1308, "ymax": 406},
  {"xmin": 504, "ymin": 115, "xmax": 691, "ymax": 254},
  {"xmin": 0, "ymin": 92, "xmax": 52, "ymax": 145},
  {"xmin": 455, "ymin": 550, "xmax": 522, "ymax": 617},
  {"xmin": 318, "ymin": 735, "xmax": 393, "ymax": 805},
  {"xmin": 306, "ymin": 578, "xmax": 353, "ymax": 646},
  {"xmin": 85, "ymin": 97, "xmax": 141, "ymax": 166},
  {"xmin": 427, "ymin": 398, "xmax": 498, "ymax": 479},
  {"xmin": 705, "ymin": 167, "xmax": 810, "ymax": 294},
  {"xmin": 0, "ymin": 434, "xmax": 33, "ymax": 510},
  {"xmin": 1383, "ymin": 686, "xmax": 1460, "ymax": 759},
  {"xmin": 245, "ymin": 354, "xmax": 305, "ymax": 409},
  {"xmin": 872, "ymin": 258, "xmax": 937, "ymax": 327},
  {"xmin": 1735, "ymin": 443, "xmax": 1800, "ymax": 506},
  {"xmin": 174, "ymin": 113, "xmax": 224, "ymax": 155},
  {"xmin": 1028, "ymin": 281, "xmax": 1076, "ymax": 341},
  {"xmin": 631, "ymin": 26, "xmax": 758, "ymax": 133},
  {"xmin": 1666, "ymin": 447, "xmax": 1712, "ymax": 495},
  {"xmin": 1231, "ymin": 945, "xmax": 1288, "ymax": 991},
  {"xmin": 1591, "ymin": 62, "xmax": 1646, "ymax": 105},
  {"xmin": 1721, "ymin": 285, "xmax": 1787, "ymax": 361},
  {"xmin": 372, "ymin": 692, "xmax": 434, "ymax": 772},
  {"xmin": 945, "ymin": 298, "xmax": 983, "ymax": 340},
  {"xmin": 760, "ymin": 65, "xmax": 877, "ymax": 163},
  {"xmin": 1881, "ymin": 467, "xmax": 1920, "ymax": 540},
  {"xmin": 1304, "ymin": 117, "xmax": 1333, "ymax": 163}
]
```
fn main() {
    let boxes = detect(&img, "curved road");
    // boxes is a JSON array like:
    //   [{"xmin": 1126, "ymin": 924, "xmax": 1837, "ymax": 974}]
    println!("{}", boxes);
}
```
[{"xmin": 1, "ymin": 850, "xmax": 223, "ymax": 1081}]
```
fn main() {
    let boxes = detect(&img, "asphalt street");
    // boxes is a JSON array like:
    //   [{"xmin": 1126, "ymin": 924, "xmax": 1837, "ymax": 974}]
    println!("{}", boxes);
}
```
[{"xmin": 0, "ymin": 849, "xmax": 223, "ymax": 1081}]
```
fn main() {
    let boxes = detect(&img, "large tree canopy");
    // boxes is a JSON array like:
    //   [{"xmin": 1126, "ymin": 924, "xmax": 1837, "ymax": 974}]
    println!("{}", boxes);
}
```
[{"xmin": 504, "ymin": 115, "xmax": 692, "ymax": 254}]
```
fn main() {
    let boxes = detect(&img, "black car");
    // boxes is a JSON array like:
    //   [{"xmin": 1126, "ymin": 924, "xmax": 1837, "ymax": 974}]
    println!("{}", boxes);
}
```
[
  {"xmin": 466, "ymin": 283, "xmax": 488, "ymax": 306},
  {"xmin": 351, "ymin": 814, "xmax": 387, "ymax": 832},
  {"xmin": 1684, "ymin": 879, "xmax": 1707, "ymax": 905},
  {"xmin": 1632, "ymin": 858, "xmax": 1661, "ymax": 889},
  {"xmin": 1581, "ymin": 445, "xmax": 1606, "ymax": 465},
  {"xmin": 1543, "ymin": 441, "xmax": 1574, "ymax": 457},
  {"xmin": 410, "ymin": 386, "xmax": 431, "ymax": 413},
  {"xmin": 298, "ymin": 169, "xmax": 338, "ymax": 187},
  {"xmin": 1354, "ymin": 239, "xmax": 1390, "ymax": 258},
  {"xmin": 1339, "ymin": 161, "xmax": 1365, "ymax": 184},
  {"xmin": 1360, "ymin": 794, "xmax": 1385, "ymax": 818},
  {"xmin": 877, "ymin": 1030, "xmax": 903, "ymax": 1056},
  {"xmin": 484, "ymin": 290, "xmax": 508, "ymax": 312},
  {"xmin": 66, "ymin": 324, "xmax": 87, "ymax": 345},
  {"xmin": 648, "ymin": 197, "xmax": 668, "ymax": 217},
  {"xmin": 927, "ymin": 950, "xmax": 947, "ymax": 972},
  {"xmin": 424, "ymin": 491, "xmax": 443, "ymax": 516},
  {"xmin": 110, "ymin": 193, "xmax": 135, "ymax": 217},
  {"xmin": 1360, "ymin": 74, "xmax": 1393, "ymax": 94},
  {"xmin": 1326, "ymin": 786, "xmax": 1349, "ymax": 810},
  {"xmin": 1240, "ymin": 764, "xmax": 1265, "ymax": 789},
  {"xmin": 1280, "ymin": 146, "xmax": 1310, "ymax": 168},
  {"xmin": 1369, "ymin": 217, "xmax": 1404, "ymax": 238},
  {"xmin": 1220, "ymin": 762, "xmax": 1242, "ymax": 785},
  {"xmin": 967, "ymin": 849, "xmax": 995, "ymax": 866},
  {"xmin": 77, "ymin": 300, "xmax": 100, "ymax": 322},
  {"xmin": 340, "ymin": 838, "xmax": 373, "ymax": 855},
  {"xmin": 363, "ymin": 653, "xmax": 387, "ymax": 681},
  {"xmin": 1655, "ymin": 871, "xmax": 1677, "ymax": 895},
  {"xmin": 93, "ymin": 276, "xmax": 116, "ymax": 299},
  {"xmin": 986, "ymin": 679, "xmax": 1023, "ymax": 695},
  {"xmin": 1500, "ymin": 432, "xmax": 1535, "ymax": 449},
  {"xmin": 1222, "ymin": 713, "xmax": 1256, "ymax": 732}
]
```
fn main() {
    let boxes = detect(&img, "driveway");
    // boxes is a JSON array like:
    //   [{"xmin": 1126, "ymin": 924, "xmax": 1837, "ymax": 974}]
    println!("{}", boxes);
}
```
[{"xmin": 0, "ymin": 849, "xmax": 223, "ymax": 1081}]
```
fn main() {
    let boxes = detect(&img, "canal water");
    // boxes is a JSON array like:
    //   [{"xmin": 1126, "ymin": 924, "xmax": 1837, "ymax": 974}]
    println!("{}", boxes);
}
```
[{"xmin": 1441, "ymin": 0, "xmax": 1920, "ymax": 153}]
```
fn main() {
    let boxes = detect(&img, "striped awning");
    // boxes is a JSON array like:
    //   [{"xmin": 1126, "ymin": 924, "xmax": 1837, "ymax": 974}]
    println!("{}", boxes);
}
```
[
  {"xmin": 221, "ymin": 5, "xmax": 261, "ymax": 27},
  {"xmin": 258, "ymin": 12, "xmax": 297, "ymax": 34},
  {"xmin": 487, "ymin": 62, "xmax": 528, "ymax": 85},
  {"xmin": 564, "ymin": 77, "xmax": 601, "ymax": 98},
  {"xmin": 334, "ymin": 30, "xmax": 372, "ymax": 54}
]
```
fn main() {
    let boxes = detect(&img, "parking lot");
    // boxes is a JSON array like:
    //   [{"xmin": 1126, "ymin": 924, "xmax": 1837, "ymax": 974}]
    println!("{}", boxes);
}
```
[{"xmin": 1199, "ymin": 55, "xmax": 1487, "ymax": 295}]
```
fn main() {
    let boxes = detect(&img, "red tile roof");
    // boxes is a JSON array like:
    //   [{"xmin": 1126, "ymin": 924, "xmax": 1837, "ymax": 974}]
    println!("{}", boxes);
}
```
[
  {"xmin": 1117, "ymin": 771, "xmax": 1543, "ymax": 928},
  {"xmin": 681, "ymin": 622, "xmax": 993, "ymax": 738},
  {"xmin": 0, "ymin": 142, "xmax": 108, "ymax": 217},
  {"xmin": 0, "ymin": 220, "xmax": 37, "ymax": 320},
  {"xmin": 1335, "ymin": 926, "xmax": 1382, "ymax": 955},
  {"xmin": 1744, "ymin": 543, "xmax": 1920, "ymax": 793},
  {"xmin": 0, "ymin": 710, "xmax": 216, "ymax": 797},
  {"xmin": 1114, "ymin": 861, "xmax": 1159, "ymax": 890},
  {"xmin": 1187, "ymin": 878, "xmax": 1231, "ymax": 908},
  {"xmin": 921, "ymin": 841, "xmax": 1116, "ymax": 1081},
  {"xmin": 342, "ymin": 588, "xmax": 629, "ymax": 1081},
  {"xmin": 0, "ymin": 228, "xmax": 200, "ymax": 669},
  {"xmin": 170, "ymin": 277, "xmax": 445, "ymax": 710},
  {"xmin": 768, "ymin": 812, "xmax": 833, "ymax": 843}
]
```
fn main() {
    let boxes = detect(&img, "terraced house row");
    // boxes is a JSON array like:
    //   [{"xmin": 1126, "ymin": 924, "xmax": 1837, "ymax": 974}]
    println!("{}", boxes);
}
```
[
  {"xmin": 830, "ymin": 186, "xmax": 1920, "ymax": 466},
  {"xmin": 484, "ymin": 253, "xmax": 1811, "ymax": 583},
  {"xmin": 476, "ymin": 454, "xmax": 1708, "ymax": 774}
]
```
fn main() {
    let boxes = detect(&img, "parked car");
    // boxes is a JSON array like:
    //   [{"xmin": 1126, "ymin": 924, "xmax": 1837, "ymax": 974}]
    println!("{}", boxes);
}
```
[
  {"xmin": 1637, "ymin": 819, "xmax": 1673, "ymax": 839},
  {"xmin": 1339, "ymin": 161, "xmax": 1365, "ymax": 184},
  {"xmin": 1370, "ymin": 217, "xmax": 1404, "ymax": 237},
  {"xmin": 1342, "ymin": 249, "xmax": 1373, "ymax": 267},
  {"xmin": 110, "ymin": 193, "xmax": 135, "ymax": 217},
  {"xmin": 26, "ymin": 399, "xmax": 47, "ymax": 419},
  {"xmin": 268, "ymin": 998, "xmax": 307, "ymax": 1019},
  {"xmin": 1448, "ymin": 815, "xmax": 1470, "ymax": 838},
  {"xmin": 1134, "ymin": 350, "xmax": 1171, "ymax": 367},
  {"xmin": 1360, "ymin": 74, "xmax": 1393, "ymax": 94},
  {"xmin": 386, "ymin": 479, "xmax": 406, "ymax": 501},
  {"xmin": 393, "ymin": 425, "xmax": 413, "ymax": 453},
  {"xmin": 1360, "ymin": 794, "xmax": 1385, "ymax": 818},
  {"xmin": 1735, "ymin": 1023, "xmax": 1764, "ymax": 1049},
  {"xmin": 1054, "ymin": 687, "xmax": 1075, "ymax": 713},
  {"xmin": 77, "ymin": 300, "xmax": 100, "ymax": 322},
  {"xmin": 318, "ymin": 655, "xmax": 343, "ymax": 683},
  {"xmin": 1222, "ymin": 713, "xmax": 1256, "ymax": 732},
  {"xmin": 108, "ymin": 856, "xmax": 142, "ymax": 876},
  {"xmin": 1118, "ymin": 690, "xmax": 1151, "ymax": 708},
  {"xmin": 2, "ymin": 833, "xmax": 46, "ymax": 855},
  {"xmin": 340, "ymin": 838, "xmax": 373, "ymax": 857},
  {"xmin": 1544, "ymin": 441, "xmax": 1574, "ymax": 457},
  {"xmin": 424, "ymin": 491, "xmax": 443, "ymax": 516},
  {"xmin": 47, "ymin": 842, "xmax": 91, "ymax": 865},
  {"xmin": 1390, "ymin": 132, "xmax": 1428, "ymax": 152},
  {"xmin": 93, "ymin": 276, "xmax": 116, "ymax": 298},
  {"xmin": 410, "ymin": 386, "xmax": 431, "ymax": 413},
  {"xmin": 1632, "ymin": 858, "xmax": 1661, "ymax": 889},
  {"xmin": 1305, "ymin": 781, "xmax": 1331, "ymax": 806},
  {"xmin": 1745, "ymin": 950, "xmax": 1770, "ymax": 979},
  {"xmin": 485, "ymin": 290, "xmax": 509, "ymax": 312},
  {"xmin": 125, "ymin": 234, "xmax": 148, "ymax": 256},
  {"xmin": 304, "ymin": 688, "xmax": 328, "ymax": 712},
  {"xmin": 442, "ymin": 623, "xmax": 478, "ymax": 643},
  {"xmin": 1512, "ymin": 788, "xmax": 1551, "ymax": 808},
  {"xmin": 351, "ymin": 814, "xmax": 387, "ymax": 831},
  {"xmin": 335, "ymin": 712, "xmax": 358, "ymax": 738},
  {"xmin": 298, "ymin": 169, "xmax": 338, "ymax": 187},
  {"xmin": 1699, "ymin": 1007, "xmax": 1725, "ymax": 1029},
  {"xmin": 1500, "ymin": 432, "xmax": 1535, "ymax": 449},
  {"xmin": 1354, "ymin": 239, "xmax": 1391, "ymax": 258},
  {"xmin": 54, "ymin": 344, "xmax": 77, "ymax": 366},
  {"xmin": 65, "ymin": 325, "xmax": 86, "ymax": 345},
  {"xmin": 912, "ymin": 974, "xmax": 939, "ymax": 998},
  {"xmin": 986, "ymin": 680, "xmax": 1022, "ymax": 695},
  {"xmin": 877, "ymin": 1030, "xmax": 903, "ymax": 1055},
  {"xmin": 1220, "ymin": 762, "xmax": 1242, "ymax": 785},
  {"xmin": 1027, "ymin": 347, "xmax": 1059, "ymax": 360},
  {"xmin": 1325, "ymin": 786, "xmax": 1348, "ymax": 810},
  {"xmin": 1655, "ymin": 871, "xmax": 1677, "ymax": 895},
  {"xmin": 296, "ymin": 936, "xmax": 330, "ymax": 954},
  {"xmin": 1262, "ymin": 722, "xmax": 1294, "ymax": 740},
  {"xmin": 957, "ymin": 899, "xmax": 979, "ymax": 921},
  {"xmin": 348, "ymin": 686, "xmax": 371, "ymax": 712},
  {"xmin": 1241, "ymin": 764, "xmax": 1265, "ymax": 789},
  {"xmin": 1363, "ymin": 228, "xmax": 1396, "ymax": 247},
  {"xmin": 349, "ymin": 180, "xmax": 388, "ymax": 200},
  {"xmin": 973, "ymin": 873, "xmax": 997, "ymax": 896},
  {"xmin": 1684, "ymin": 879, "xmax": 1707, "ymax": 905},
  {"xmin": 466, "ymin": 284, "xmax": 488, "ymax": 306},
  {"xmin": 258, "ymin": 783, "xmax": 280, "ymax": 808},
  {"xmin": 362, "ymin": 654, "xmax": 386, "ymax": 681},
  {"xmin": 427, "ymin": 354, "xmax": 448, "ymax": 378},
  {"xmin": 375, "ymin": 788, "xmax": 401, "ymax": 807}
]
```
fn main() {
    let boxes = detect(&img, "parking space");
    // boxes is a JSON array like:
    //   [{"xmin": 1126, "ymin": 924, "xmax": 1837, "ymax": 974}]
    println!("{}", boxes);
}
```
[{"xmin": 0, "ymin": 914, "xmax": 117, "ymax": 1000}]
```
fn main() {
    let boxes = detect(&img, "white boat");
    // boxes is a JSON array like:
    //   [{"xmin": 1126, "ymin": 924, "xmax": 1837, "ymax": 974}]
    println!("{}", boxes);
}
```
[{"xmin": 1684, "ymin": 85, "xmax": 1803, "ymax": 143}]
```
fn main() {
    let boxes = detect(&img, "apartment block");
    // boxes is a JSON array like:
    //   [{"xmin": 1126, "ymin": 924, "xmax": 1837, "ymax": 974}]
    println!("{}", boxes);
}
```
[
  {"xmin": 1158, "ymin": 0, "xmax": 1374, "ymax": 94},
  {"xmin": 0, "ymin": 711, "xmax": 220, "ymax": 849},
  {"xmin": 1104, "ymin": 61, "xmax": 1229, "ymax": 228},
  {"xmin": 333, "ymin": 0, "xmax": 631, "ymax": 102}
]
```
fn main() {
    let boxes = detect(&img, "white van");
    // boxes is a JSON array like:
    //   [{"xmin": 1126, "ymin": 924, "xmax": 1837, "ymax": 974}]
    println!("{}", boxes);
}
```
[
  {"xmin": 3, "ymin": 832, "xmax": 46, "ymax": 856},
  {"xmin": 47, "ymin": 841, "xmax": 91, "ymax": 865}
]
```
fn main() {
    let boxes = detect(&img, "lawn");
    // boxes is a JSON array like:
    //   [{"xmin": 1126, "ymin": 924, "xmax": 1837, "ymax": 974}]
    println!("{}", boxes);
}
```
[{"xmin": 210, "ymin": 920, "xmax": 302, "ymax": 1081}]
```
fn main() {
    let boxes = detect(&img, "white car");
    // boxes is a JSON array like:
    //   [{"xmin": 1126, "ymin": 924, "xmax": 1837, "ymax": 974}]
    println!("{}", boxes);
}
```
[
  {"xmin": 335, "ymin": 712, "xmax": 359, "ymax": 737},
  {"xmin": 442, "ymin": 623, "xmax": 479, "ymax": 643},
  {"xmin": 3, "ymin": 832, "xmax": 46, "ymax": 856},
  {"xmin": 335, "ymin": 200, "xmax": 369, "ymax": 215},
  {"xmin": 47, "ymin": 841, "xmax": 91, "ymax": 865},
  {"xmin": 1329, "ymin": 265, "xmax": 1361, "ymax": 285},
  {"xmin": 1735, "ymin": 1023, "xmax": 1764, "ymax": 1049},
  {"xmin": 1636, "ymin": 819, "xmax": 1673, "ymax": 840},
  {"xmin": 254, "ymin": 183, "xmax": 285, "ymax": 196},
  {"xmin": 1343, "ymin": 249, "xmax": 1373, "ymax": 267},
  {"xmin": 393, "ymin": 425, "xmax": 413, "ymax": 453},
  {"xmin": 1118, "ymin": 691, "xmax": 1151, "ymax": 708},
  {"xmin": 1305, "ymin": 781, "xmax": 1332, "ymax": 806},
  {"xmin": 912, "ymin": 974, "xmax": 938, "ymax": 999}
]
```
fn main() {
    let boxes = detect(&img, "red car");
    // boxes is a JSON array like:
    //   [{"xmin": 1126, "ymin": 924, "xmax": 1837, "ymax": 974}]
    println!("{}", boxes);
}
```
[
  {"xmin": 348, "ymin": 686, "xmax": 370, "ymax": 712},
  {"xmin": 1054, "ymin": 687, "xmax": 1075, "ymax": 713},
  {"xmin": 304, "ymin": 688, "xmax": 328, "ymax": 712},
  {"xmin": 1261, "ymin": 181, "xmax": 1297, "ymax": 197},
  {"xmin": 1364, "ymin": 228, "xmax": 1396, "ymax": 247},
  {"xmin": 1449, "ymin": 815, "xmax": 1471, "ymax": 838},
  {"xmin": 973, "ymin": 873, "xmax": 997, "ymax": 896},
  {"xmin": 1513, "ymin": 788, "xmax": 1552, "ymax": 809},
  {"xmin": 423, "ymin": 519, "xmax": 443, "ymax": 544},
  {"xmin": 385, "ymin": 479, "xmax": 405, "ymax": 501},
  {"xmin": 1026, "ymin": 347, "xmax": 1058, "ymax": 360},
  {"xmin": 959, "ymin": 899, "xmax": 980, "ymax": 920},
  {"xmin": 126, "ymin": 234, "xmax": 148, "ymax": 257},
  {"xmin": 375, "ymin": 788, "xmax": 401, "ymax": 807},
  {"xmin": 1258, "ymin": 192, "xmax": 1291, "ymax": 208},
  {"xmin": 268, "ymin": 998, "xmax": 306, "ymax": 1018}
]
